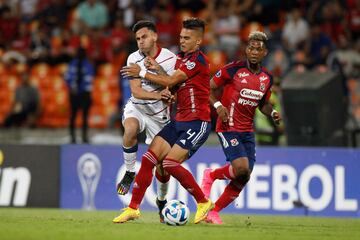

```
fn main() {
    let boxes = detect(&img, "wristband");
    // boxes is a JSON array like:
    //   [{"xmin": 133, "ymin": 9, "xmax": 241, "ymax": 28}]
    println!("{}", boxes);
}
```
[
  {"xmin": 139, "ymin": 69, "xmax": 147, "ymax": 78},
  {"xmin": 213, "ymin": 101, "xmax": 222, "ymax": 109},
  {"xmin": 271, "ymin": 109, "xmax": 278, "ymax": 118}
]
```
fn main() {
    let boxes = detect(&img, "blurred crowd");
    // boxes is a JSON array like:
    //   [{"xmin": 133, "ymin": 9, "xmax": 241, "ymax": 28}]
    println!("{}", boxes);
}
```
[
  {"xmin": 0, "ymin": 0, "xmax": 359, "ymax": 145},
  {"xmin": 0, "ymin": 0, "xmax": 359, "ymax": 73}
]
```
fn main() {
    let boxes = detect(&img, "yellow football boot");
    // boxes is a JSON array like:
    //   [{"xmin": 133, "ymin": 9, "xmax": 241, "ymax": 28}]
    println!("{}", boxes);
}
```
[
  {"xmin": 113, "ymin": 207, "xmax": 140, "ymax": 223},
  {"xmin": 194, "ymin": 199, "xmax": 214, "ymax": 224}
]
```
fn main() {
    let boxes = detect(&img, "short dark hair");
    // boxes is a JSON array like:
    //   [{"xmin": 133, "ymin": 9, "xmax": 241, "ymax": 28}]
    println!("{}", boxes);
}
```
[
  {"xmin": 132, "ymin": 20, "xmax": 157, "ymax": 33},
  {"xmin": 182, "ymin": 18, "xmax": 205, "ymax": 33}
]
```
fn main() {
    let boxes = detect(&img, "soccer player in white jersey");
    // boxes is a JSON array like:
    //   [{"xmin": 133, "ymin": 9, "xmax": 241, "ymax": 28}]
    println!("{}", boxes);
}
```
[{"xmin": 116, "ymin": 20, "xmax": 177, "ymax": 222}]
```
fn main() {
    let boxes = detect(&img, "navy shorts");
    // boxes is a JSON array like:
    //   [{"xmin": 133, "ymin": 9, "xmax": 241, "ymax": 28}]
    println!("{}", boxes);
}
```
[
  {"xmin": 157, "ymin": 120, "xmax": 211, "ymax": 158},
  {"xmin": 217, "ymin": 131, "xmax": 256, "ymax": 170}
]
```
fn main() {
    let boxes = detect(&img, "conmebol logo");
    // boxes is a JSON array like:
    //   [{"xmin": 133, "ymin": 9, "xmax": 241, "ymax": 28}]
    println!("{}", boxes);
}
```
[{"xmin": 240, "ymin": 88, "xmax": 264, "ymax": 100}]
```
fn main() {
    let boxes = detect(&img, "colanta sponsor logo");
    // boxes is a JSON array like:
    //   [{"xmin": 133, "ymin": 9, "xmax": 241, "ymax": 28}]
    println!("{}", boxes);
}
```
[{"xmin": 240, "ymin": 88, "xmax": 264, "ymax": 100}]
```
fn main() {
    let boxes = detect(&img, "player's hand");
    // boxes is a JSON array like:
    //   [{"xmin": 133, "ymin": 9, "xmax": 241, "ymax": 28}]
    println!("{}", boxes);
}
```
[
  {"xmin": 159, "ymin": 87, "xmax": 173, "ymax": 103},
  {"xmin": 216, "ymin": 105, "xmax": 229, "ymax": 122},
  {"xmin": 121, "ymin": 63, "xmax": 141, "ymax": 78},
  {"xmin": 271, "ymin": 110, "xmax": 282, "ymax": 125},
  {"xmin": 144, "ymin": 57, "xmax": 160, "ymax": 71}
]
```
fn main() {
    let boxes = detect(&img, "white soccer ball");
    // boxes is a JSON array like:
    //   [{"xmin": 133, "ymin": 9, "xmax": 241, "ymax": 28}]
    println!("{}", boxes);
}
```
[{"xmin": 161, "ymin": 200, "xmax": 190, "ymax": 226}]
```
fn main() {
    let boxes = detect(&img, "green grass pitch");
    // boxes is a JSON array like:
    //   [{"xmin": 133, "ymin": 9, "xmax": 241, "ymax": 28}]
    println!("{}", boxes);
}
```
[{"xmin": 0, "ymin": 208, "xmax": 359, "ymax": 240}]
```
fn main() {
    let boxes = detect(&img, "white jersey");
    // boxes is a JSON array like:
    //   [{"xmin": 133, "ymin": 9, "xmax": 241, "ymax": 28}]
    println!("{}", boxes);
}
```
[{"xmin": 126, "ymin": 48, "xmax": 176, "ymax": 123}]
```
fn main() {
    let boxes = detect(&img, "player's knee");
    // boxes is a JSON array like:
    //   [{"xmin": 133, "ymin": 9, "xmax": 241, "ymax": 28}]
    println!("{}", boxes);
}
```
[
  {"xmin": 123, "ymin": 125, "xmax": 138, "ymax": 140},
  {"xmin": 234, "ymin": 168, "xmax": 251, "ymax": 185}
]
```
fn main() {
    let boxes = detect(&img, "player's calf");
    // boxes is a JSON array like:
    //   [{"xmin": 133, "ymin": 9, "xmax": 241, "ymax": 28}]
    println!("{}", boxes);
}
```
[{"xmin": 234, "ymin": 168, "xmax": 250, "ymax": 186}]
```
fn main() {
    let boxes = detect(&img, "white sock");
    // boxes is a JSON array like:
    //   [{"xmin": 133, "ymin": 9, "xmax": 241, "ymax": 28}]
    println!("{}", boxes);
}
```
[
  {"xmin": 123, "ymin": 145, "xmax": 137, "ymax": 172},
  {"xmin": 157, "ymin": 180, "xmax": 169, "ymax": 201}
]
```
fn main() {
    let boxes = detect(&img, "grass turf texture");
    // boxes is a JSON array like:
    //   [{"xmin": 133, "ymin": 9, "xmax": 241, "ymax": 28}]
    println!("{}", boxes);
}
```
[{"xmin": 0, "ymin": 208, "xmax": 359, "ymax": 240}]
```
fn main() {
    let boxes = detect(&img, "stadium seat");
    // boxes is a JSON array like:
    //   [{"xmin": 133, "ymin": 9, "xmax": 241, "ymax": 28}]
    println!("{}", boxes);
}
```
[
  {"xmin": 52, "ymin": 63, "xmax": 68, "ymax": 76},
  {"xmin": 0, "ymin": 62, "xmax": 6, "ymax": 76},
  {"xmin": 3, "ymin": 75, "xmax": 20, "ymax": 90},
  {"xmin": 98, "ymin": 63, "xmax": 116, "ymax": 77},
  {"xmin": 31, "ymin": 63, "xmax": 51, "ymax": 78}
]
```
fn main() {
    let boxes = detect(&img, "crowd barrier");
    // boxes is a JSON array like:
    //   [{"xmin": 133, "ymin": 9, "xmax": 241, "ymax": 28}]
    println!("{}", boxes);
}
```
[{"xmin": 1, "ymin": 144, "xmax": 359, "ymax": 217}]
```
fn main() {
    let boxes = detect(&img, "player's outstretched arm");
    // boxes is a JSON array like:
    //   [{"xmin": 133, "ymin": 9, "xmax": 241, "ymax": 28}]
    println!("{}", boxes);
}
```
[
  {"xmin": 129, "ymin": 78, "xmax": 167, "ymax": 100},
  {"xmin": 122, "ymin": 64, "xmax": 187, "ymax": 88},
  {"xmin": 260, "ymin": 101, "xmax": 281, "ymax": 125}
]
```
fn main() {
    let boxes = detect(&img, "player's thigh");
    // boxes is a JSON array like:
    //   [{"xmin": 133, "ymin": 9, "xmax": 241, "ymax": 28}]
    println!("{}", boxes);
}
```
[
  {"xmin": 217, "ymin": 131, "xmax": 254, "ymax": 171},
  {"xmin": 166, "ymin": 144, "xmax": 190, "ymax": 163},
  {"xmin": 172, "ymin": 120, "xmax": 211, "ymax": 161},
  {"xmin": 241, "ymin": 132, "xmax": 256, "ymax": 171},
  {"xmin": 148, "ymin": 135, "xmax": 172, "ymax": 162},
  {"xmin": 123, "ymin": 118, "xmax": 140, "ymax": 139},
  {"xmin": 122, "ymin": 103, "xmax": 144, "ymax": 137},
  {"xmin": 144, "ymin": 116, "xmax": 167, "ymax": 145}
]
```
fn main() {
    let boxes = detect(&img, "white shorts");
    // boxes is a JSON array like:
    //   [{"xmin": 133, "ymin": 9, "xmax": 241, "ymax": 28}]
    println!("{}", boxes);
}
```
[{"xmin": 122, "ymin": 101, "xmax": 168, "ymax": 144}]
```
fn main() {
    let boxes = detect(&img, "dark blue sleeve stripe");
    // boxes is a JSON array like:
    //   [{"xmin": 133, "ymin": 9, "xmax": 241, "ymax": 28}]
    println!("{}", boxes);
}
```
[
  {"xmin": 226, "ymin": 66, "xmax": 241, "ymax": 78},
  {"xmin": 197, "ymin": 53, "xmax": 207, "ymax": 66}
]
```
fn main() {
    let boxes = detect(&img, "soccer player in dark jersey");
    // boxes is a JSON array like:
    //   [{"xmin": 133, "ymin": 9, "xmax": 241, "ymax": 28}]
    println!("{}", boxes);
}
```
[
  {"xmin": 201, "ymin": 31, "xmax": 281, "ymax": 224},
  {"xmin": 113, "ymin": 18, "xmax": 214, "ymax": 224}
]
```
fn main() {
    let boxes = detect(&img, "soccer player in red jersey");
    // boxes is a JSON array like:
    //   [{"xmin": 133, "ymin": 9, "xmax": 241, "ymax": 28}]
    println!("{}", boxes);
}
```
[
  {"xmin": 201, "ymin": 31, "xmax": 281, "ymax": 224},
  {"xmin": 113, "ymin": 18, "xmax": 214, "ymax": 224}
]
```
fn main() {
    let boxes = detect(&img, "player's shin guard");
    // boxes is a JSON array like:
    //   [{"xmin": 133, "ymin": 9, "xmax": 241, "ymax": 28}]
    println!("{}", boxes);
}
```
[
  {"xmin": 129, "ymin": 150, "xmax": 158, "ymax": 209},
  {"xmin": 213, "ymin": 180, "xmax": 242, "ymax": 212},
  {"xmin": 155, "ymin": 170, "xmax": 170, "ymax": 201},
  {"xmin": 210, "ymin": 164, "xmax": 236, "ymax": 181},
  {"xmin": 123, "ymin": 144, "xmax": 138, "ymax": 172},
  {"xmin": 163, "ymin": 158, "xmax": 206, "ymax": 203}
]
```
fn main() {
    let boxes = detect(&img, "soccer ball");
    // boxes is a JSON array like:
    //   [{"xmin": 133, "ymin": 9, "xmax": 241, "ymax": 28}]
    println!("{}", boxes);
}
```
[{"xmin": 161, "ymin": 200, "xmax": 190, "ymax": 226}]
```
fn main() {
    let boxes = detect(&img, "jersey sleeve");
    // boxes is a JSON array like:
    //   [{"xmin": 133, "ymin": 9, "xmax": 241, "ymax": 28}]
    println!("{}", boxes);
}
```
[
  {"xmin": 259, "ymin": 75, "xmax": 273, "ymax": 108},
  {"xmin": 212, "ymin": 66, "xmax": 231, "ymax": 86},
  {"xmin": 264, "ymin": 87, "xmax": 272, "ymax": 101},
  {"xmin": 177, "ymin": 58, "xmax": 201, "ymax": 79},
  {"xmin": 125, "ymin": 53, "xmax": 140, "ymax": 81},
  {"xmin": 126, "ymin": 53, "xmax": 136, "ymax": 66},
  {"xmin": 264, "ymin": 74, "xmax": 274, "ymax": 101}
]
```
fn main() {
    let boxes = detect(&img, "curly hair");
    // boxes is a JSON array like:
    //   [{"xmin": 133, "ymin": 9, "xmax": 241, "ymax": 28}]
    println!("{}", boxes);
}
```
[{"xmin": 248, "ymin": 31, "xmax": 268, "ymax": 42}]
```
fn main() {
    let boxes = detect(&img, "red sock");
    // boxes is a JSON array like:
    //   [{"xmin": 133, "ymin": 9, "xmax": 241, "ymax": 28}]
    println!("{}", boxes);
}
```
[
  {"xmin": 163, "ymin": 158, "xmax": 207, "ymax": 203},
  {"xmin": 210, "ymin": 164, "xmax": 236, "ymax": 180},
  {"xmin": 213, "ymin": 181, "xmax": 242, "ymax": 212},
  {"xmin": 155, "ymin": 169, "xmax": 170, "ymax": 183},
  {"xmin": 129, "ymin": 150, "xmax": 158, "ymax": 209}
]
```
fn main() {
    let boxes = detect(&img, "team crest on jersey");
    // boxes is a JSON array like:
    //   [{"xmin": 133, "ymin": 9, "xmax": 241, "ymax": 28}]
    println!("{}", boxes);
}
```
[
  {"xmin": 260, "ymin": 76, "xmax": 268, "ymax": 81},
  {"xmin": 230, "ymin": 138, "xmax": 239, "ymax": 146},
  {"xmin": 215, "ymin": 70, "xmax": 222, "ymax": 78},
  {"xmin": 260, "ymin": 83, "xmax": 266, "ymax": 91},
  {"xmin": 185, "ymin": 60, "xmax": 196, "ymax": 70}
]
